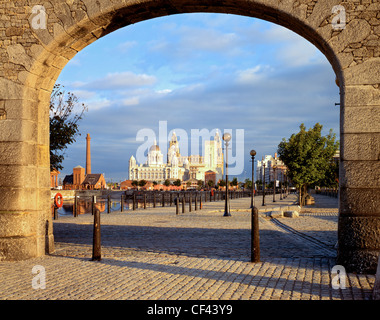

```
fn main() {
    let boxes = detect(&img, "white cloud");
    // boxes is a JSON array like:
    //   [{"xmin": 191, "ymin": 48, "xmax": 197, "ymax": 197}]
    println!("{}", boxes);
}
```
[
  {"xmin": 81, "ymin": 71, "xmax": 157, "ymax": 90},
  {"xmin": 122, "ymin": 97, "xmax": 140, "ymax": 106}
]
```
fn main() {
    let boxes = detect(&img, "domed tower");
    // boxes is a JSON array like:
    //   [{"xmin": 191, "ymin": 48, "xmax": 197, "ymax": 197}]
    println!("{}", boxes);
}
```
[{"xmin": 147, "ymin": 140, "xmax": 164, "ymax": 166}]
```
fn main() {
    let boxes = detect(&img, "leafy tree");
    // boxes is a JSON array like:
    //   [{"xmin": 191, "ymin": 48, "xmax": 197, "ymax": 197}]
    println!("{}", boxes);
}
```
[
  {"xmin": 164, "ymin": 179, "xmax": 171, "ymax": 187},
  {"xmin": 231, "ymin": 177, "xmax": 238, "ymax": 187},
  {"xmin": 50, "ymin": 84, "xmax": 88, "ymax": 171},
  {"xmin": 218, "ymin": 179, "xmax": 226, "ymax": 187},
  {"xmin": 207, "ymin": 180, "xmax": 215, "ymax": 189},
  {"xmin": 153, "ymin": 181, "xmax": 158, "ymax": 186},
  {"xmin": 132, "ymin": 180, "xmax": 138, "ymax": 188},
  {"xmin": 244, "ymin": 178, "xmax": 252, "ymax": 190},
  {"xmin": 173, "ymin": 179, "xmax": 182, "ymax": 187},
  {"xmin": 138, "ymin": 179, "xmax": 147, "ymax": 187},
  {"xmin": 277, "ymin": 123, "xmax": 339, "ymax": 206}
]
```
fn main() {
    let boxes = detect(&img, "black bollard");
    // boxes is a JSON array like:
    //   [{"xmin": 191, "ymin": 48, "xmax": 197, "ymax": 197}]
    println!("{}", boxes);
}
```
[
  {"xmin": 189, "ymin": 193, "xmax": 192, "ymax": 212},
  {"xmin": 121, "ymin": 194, "xmax": 124, "ymax": 212},
  {"xmin": 175, "ymin": 197, "xmax": 179, "ymax": 215},
  {"xmin": 107, "ymin": 194, "xmax": 111, "ymax": 213},
  {"xmin": 53, "ymin": 206, "xmax": 58, "ymax": 220},
  {"xmin": 92, "ymin": 195, "xmax": 96, "ymax": 215},
  {"xmin": 133, "ymin": 193, "xmax": 136, "ymax": 210},
  {"xmin": 251, "ymin": 206, "xmax": 260, "ymax": 263},
  {"xmin": 74, "ymin": 195, "xmax": 78, "ymax": 217},
  {"xmin": 182, "ymin": 194, "xmax": 185, "ymax": 213},
  {"xmin": 144, "ymin": 193, "xmax": 146, "ymax": 209},
  {"xmin": 92, "ymin": 209, "xmax": 101, "ymax": 261}
]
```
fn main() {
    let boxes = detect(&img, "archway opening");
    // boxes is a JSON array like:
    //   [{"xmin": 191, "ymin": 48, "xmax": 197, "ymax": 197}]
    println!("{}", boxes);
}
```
[{"xmin": 50, "ymin": 12, "xmax": 340, "ymax": 261}]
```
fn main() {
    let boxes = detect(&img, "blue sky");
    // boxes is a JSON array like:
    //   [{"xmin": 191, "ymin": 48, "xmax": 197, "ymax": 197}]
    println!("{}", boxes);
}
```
[{"xmin": 55, "ymin": 13, "xmax": 340, "ymax": 182}]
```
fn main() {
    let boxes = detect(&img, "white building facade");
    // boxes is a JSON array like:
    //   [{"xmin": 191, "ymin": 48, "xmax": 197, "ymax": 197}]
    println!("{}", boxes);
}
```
[
  {"xmin": 129, "ymin": 131, "xmax": 224, "ymax": 183},
  {"xmin": 256, "ymin": 153, "xmax": 287, "ymax": 185}
]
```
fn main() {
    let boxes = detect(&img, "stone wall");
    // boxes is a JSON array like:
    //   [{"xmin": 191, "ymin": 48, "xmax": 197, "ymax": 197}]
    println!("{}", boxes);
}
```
[{"xmin": 0, "ymin": 0, "xmax": 379, "ymax": 272}]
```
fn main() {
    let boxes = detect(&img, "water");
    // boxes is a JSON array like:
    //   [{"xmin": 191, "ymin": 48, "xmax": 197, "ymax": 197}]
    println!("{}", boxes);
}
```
[{"xmin": 52, "ymin": 198, "xmax": 130, "ymax": 217}]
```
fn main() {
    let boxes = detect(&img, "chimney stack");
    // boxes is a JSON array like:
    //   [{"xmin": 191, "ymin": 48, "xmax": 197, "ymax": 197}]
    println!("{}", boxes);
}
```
[{"xmin": 86, "ymin": 133, "xmax": 91, "ymax": 175}]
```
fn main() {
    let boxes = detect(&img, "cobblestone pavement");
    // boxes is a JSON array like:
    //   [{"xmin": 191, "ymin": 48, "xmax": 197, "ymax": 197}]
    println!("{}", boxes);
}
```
[{"xmin": 0, "ymin": 194, "xmax": 375, "ymax": 300}]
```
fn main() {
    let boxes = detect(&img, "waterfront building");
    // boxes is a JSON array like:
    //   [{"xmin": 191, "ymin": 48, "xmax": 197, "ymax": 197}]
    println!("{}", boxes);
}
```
[
  {"xmin": 129, "ymin": 131, "xmax": 224, "ymax": 184},
  {"xmin": 256, "ymin": 153, "xmax": 287, "ymax": 185},
  {"xmin": 62, "ymin": 134, "xmax": 106, "ymax": 190}
]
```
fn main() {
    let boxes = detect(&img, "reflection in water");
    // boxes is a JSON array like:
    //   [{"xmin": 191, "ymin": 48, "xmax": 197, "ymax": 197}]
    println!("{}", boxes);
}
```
[{"xmin": 52, "ymin": 198, "xmax": 130, "ymax": 217}]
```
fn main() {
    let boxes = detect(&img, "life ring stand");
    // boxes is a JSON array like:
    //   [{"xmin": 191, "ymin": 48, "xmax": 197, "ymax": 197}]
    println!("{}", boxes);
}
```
[{"xmin": 54, "ymin": 193, "xmax": 63, "ymax": 208}]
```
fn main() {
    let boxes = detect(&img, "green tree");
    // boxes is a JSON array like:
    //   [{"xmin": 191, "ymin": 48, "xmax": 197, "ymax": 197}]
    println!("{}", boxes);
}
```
[
  {"xmin": 164, "ymin": 179, "xmax": 171, "ymax": 187},
  {"xmin": 132, "ymin": 180, "xmax": 138, "ymax": 188},
  {"xmin": 231, "ymin": 177, "xmax": 238, "ymax": 188},
  {"xmin": 244, "ymin": 178, "xmax": 252, "ymax": 190},
  {"xmin": 138, "ymin": 180, "xmax": 147, "ymax": 187},
  {"xmin": 207, "ymin": 180, "xmax": 215, "ymax": 189},
  {"xmin": 173, "ymin": 179, "xmax": 182, "ymax": 187},
  {"xmin": 277, "ymin": 123, "xmax": 339, "ymax": 206},
  {"xmin": 50, "ymin": 84, "xmax": 88, "ymax": 171},
  {"xmin": 218, "ymin": 179, "xmax": 226, "ymax": 187}
]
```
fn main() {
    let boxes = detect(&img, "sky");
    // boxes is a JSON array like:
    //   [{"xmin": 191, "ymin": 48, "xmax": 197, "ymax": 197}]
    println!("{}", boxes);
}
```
[{"xmin": 55, "ymin": 13, "xmax": 340, "ymax": 183}]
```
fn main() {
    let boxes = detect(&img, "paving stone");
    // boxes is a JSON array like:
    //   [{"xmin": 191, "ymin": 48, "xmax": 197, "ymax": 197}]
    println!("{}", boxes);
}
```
[{"xmin": 0, "ymin": 194, "xmax": 375, "ymax": 300}]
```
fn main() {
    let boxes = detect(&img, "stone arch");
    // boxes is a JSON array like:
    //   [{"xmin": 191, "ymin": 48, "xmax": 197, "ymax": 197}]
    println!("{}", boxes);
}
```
[{"xmin": 1, "ymin": 0, "xmax": 380, "ymax": 273}]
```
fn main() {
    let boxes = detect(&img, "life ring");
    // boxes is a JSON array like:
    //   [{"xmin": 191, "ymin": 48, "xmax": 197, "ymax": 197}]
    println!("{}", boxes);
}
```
[{"xmin": 54, "ymin": 193, "xmax": 63, "ymax": 208}]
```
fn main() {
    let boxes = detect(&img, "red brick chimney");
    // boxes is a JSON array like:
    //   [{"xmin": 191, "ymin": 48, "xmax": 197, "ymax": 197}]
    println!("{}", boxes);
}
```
[{"xmin": 86, "ymin": 133, "xmax": 91, "ymax": 175}]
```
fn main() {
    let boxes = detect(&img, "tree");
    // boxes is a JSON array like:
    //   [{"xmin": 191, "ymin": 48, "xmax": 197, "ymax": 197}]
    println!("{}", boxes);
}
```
[
  {"xmin": 218, "ymin": 179, "xmax": 226, "ymax": 187},
  {"xmin": 244, "ymin": 178, "xmax": 252, "ymax": 190},
  {"xmin": 138, "ymin": 180, "xmax": 147, "ymax": 187},
  {"xmin": 50, "ymin": 84, "xmax": 88, "ymax": 171},
  {"xmin": 164, "ymin": 179, "xmax": 171, "ymax": 187},
  {"xmin": 231, "ymin": 177, "xmax": 238, "ymax": 188},
  {"xmin": 173, "ymin": 179, "xmax": 182, "ymax": 187},
  {"xmin": 207, "ymin": 180, "xmax": 215, "ymax": 189},
  {"xmin": 277, "ymin": 123, "xmax": 339, "ymax": 206},
  {"xmin": 132, "ymin": 180, "xmax": 138, "ymax": 188}
]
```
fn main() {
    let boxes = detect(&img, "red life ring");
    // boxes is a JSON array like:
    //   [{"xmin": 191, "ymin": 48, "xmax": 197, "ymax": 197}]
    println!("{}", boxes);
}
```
[{"xmin": 54, "ymin": 193, "xmax": 63, "ymax": 208}]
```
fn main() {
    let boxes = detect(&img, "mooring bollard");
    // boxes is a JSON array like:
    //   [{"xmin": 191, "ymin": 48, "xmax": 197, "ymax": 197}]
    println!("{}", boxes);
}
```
[
  {"xmin": 74, "ymin": 195, "xmax": 78, "ymax": 217},
  {"xmin": 133, "ymin": 193, "xmax": 136, "ymax": 210},
  {"xmin": 194, "ymin": 194, "xmax": 197, "ymax": 211},
  {"xmin": 92, "ymin": 209, "xmax": 101, "ymax": 261},
  {"xmin": 121, "ymin": 194, "xmax": 124, "ymax": 212},
  {"xmin": 144, "ymin": 193, "xmax": 146, "ymax": 209},
  {"xmin": 92, "ymin": 195, "xmax": 96, "ymax": 215},
  {"xmin": 162, "ymin": 193, "xmax": 165, "ymax": 207},
  {"xmin": 175, "ymin": 197, "xmax": 179, "ymax": 215},
  {"xmin": 182, "ymin": 194, "xmax": 185, "ymax": 213},
  {"xmin": 189, "ymin": 193, "xmax": 192, "ymax": 212},
  {"xmin": 53, "ymin": 206, "xmax": 58, "ymax": 220},
  {"xmin": 107, "ymin": 194, "xmax": 111, "ymax": 213},
  {"xmin": 251, "ymin": 206, "xmax": 260, "ymax": 263}
]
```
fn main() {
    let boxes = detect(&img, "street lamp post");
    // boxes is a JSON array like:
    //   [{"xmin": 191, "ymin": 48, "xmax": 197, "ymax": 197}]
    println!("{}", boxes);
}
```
[
  {"xmin": 262, "ymin": 162, "xmax": 266, "ymax": 206},
  {"xmin": 223, "ymin": 133, "xmax": 231, "ymax": 217},
  {"xmin": 250, "ymin": 150, "xmax": 256, "ymax": 208},
  {"xmin": 280, "ymin": 168, "xmax": 283, "ymax": 200},
  {"xmin": 273, "ymin": 165, "xmax": 277, "ymax": 202}
]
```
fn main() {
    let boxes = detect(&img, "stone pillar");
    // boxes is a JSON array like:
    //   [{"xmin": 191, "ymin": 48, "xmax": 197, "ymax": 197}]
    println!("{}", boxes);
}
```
[
  {"xmin": 337, "ymin": 66, "xmax": 380, "ymax": 273},
  {"xmin": 0, "ymin": 79, "xmax": 54, "ymax": 261}
]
